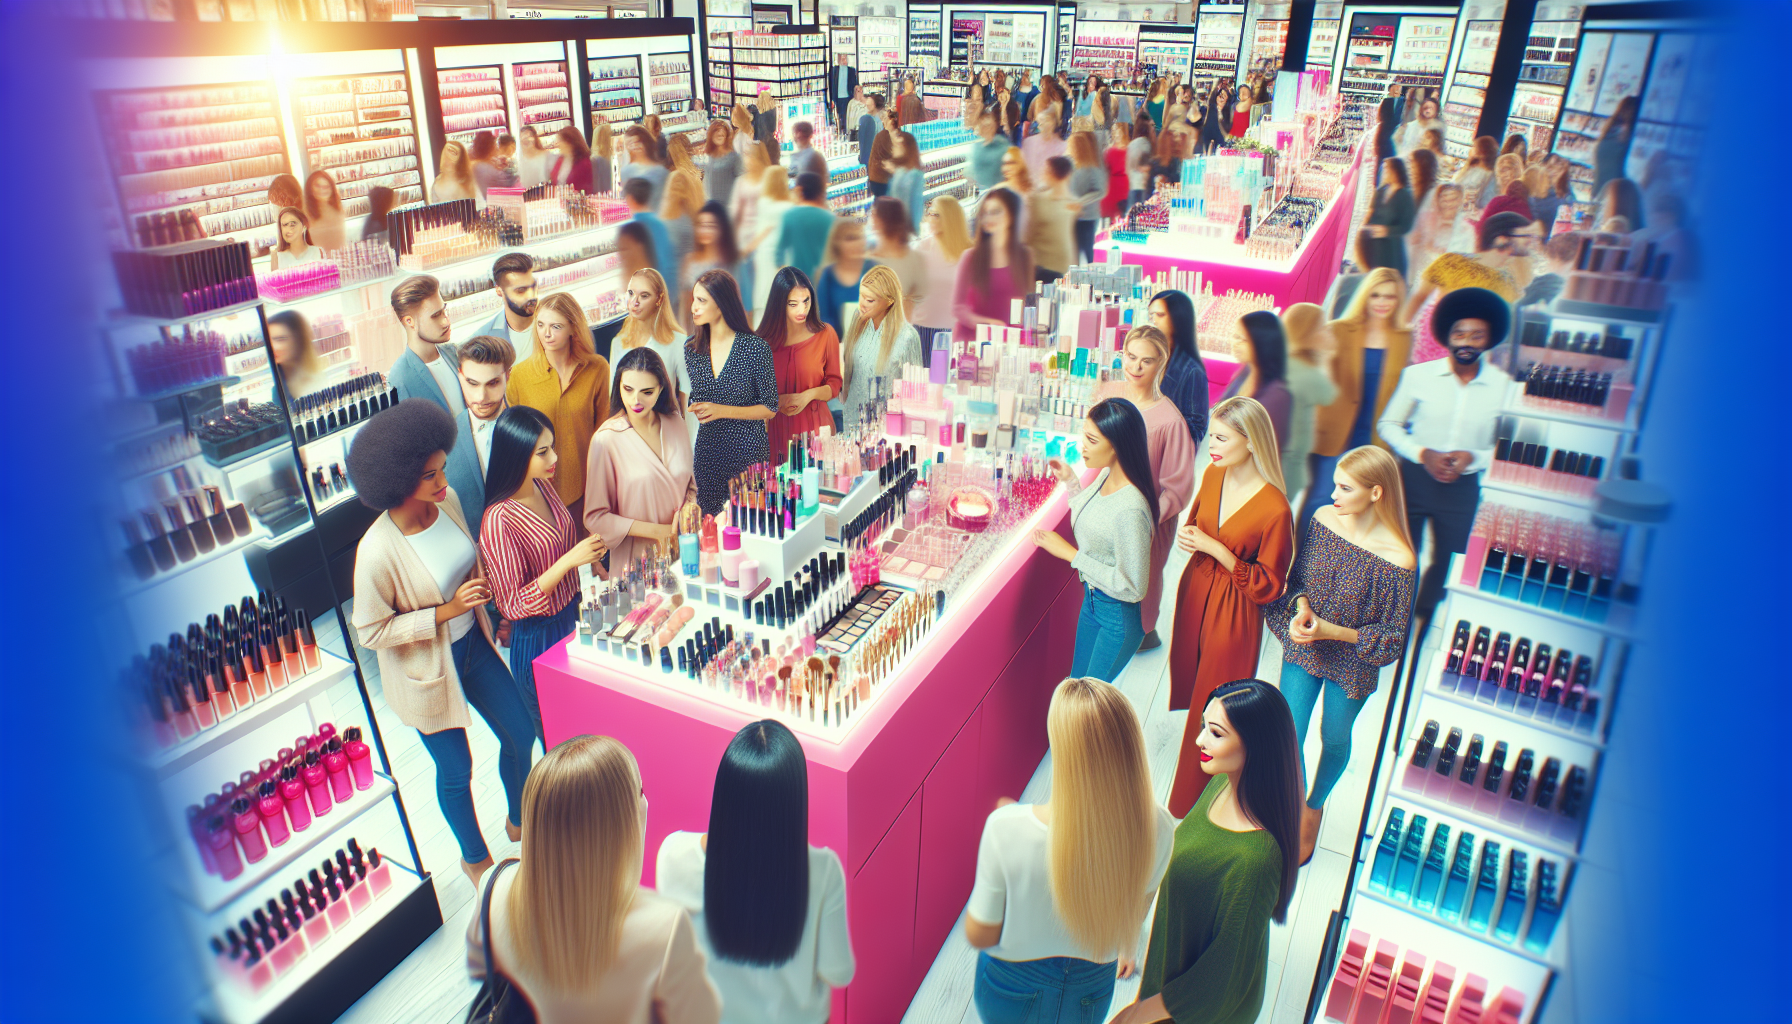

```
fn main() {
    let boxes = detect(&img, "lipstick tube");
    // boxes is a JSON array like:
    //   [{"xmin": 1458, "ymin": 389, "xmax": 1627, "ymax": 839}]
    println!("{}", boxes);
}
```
[{"xmin": 295, "ymin": 608, "xmax": 320, "ymax": 672}]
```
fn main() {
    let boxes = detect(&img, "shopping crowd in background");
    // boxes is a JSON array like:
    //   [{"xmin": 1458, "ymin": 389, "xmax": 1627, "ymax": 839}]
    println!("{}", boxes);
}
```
[{"xmin": 252, "ymin": 60, "xmax": 1689, "ymax": 1024}]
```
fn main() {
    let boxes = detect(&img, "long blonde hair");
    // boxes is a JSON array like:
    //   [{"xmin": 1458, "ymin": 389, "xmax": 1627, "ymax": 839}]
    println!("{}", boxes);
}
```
[
  {"xmin": 731, "ymin": 103, "xmax": 753, "ymax": 136},
  {"xmin": 434, "ymin": 141, "xmax": 474, "ymax": 196},
  {"xmin": 506, "ymin": 735, "xmax": 643, "ymax": 989},
  {"xmin": 844, "ymin": 265, "xmax": 908, "ymax": 383},
  {"xmin": 1335, "ymin": 445, "xmax": 1414, "ymax": 554},
  {"xmin": 1281, "ymin": 302, "xmax": 1334, "ymax": 368},
  {"xmin": 1122, "ymin": 324, "xmax": 1170, "ymax": 395},
  {"xmin": 661, "ymin": 169, "xmax": 703, "ymax": 220},
  {"xmin": 1211, "ymin": 395, "xmax": 1287, "ymax": 495},
  {"xmin": 592, "ymin": 122, "xmax": 614, "ymax": 160},
  {"xmin": 1338, "ymin": 267, "xmax": 1409, "ymax": 330},
  {"xmin": 616, "ymin": 269, "xmax": 680, "ymax": 347},
  {"xmin": 761, "ymin": 163, "xmax": 790, "ymax": 201},
  {"xmin": 1046, "ymin": 678, "xmax": 1157, "ymax": 961},
  {"xmin": 535, "ymin": 291, "xmax": 598, "ymax": 361},
  {"xmin": 822, "ymin": 216, "xmax": 861, "ymax": 267},
  {"xmin": 928, "ymin": 196, "xmax": 973, "ymax": 261}
]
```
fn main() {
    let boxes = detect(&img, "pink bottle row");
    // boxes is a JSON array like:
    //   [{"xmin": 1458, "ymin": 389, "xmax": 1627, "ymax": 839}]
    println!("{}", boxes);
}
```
[
  {"xmin": 187, "ymin": 723, "xmax": 377, "ymax": 883},
  {"xmin": 210, "ymin": 838, "xmax": 397, "ymax": 994},
  {"xmin": 1324, "ymin": 928, "xmax": 1527, "ymax": 1024}
]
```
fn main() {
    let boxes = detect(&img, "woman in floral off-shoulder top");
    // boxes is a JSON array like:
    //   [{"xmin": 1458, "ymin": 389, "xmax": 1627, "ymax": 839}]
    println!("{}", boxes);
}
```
[{"xmin": 1267, "ymin": 446, "xmax": 1416, "ymax": 864}]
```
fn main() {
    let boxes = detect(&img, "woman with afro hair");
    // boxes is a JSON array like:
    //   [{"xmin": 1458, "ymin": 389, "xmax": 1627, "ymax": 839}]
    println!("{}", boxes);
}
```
[{"xmin": 347, "ymin": 398, "xmax": 536, "ymax": 886}]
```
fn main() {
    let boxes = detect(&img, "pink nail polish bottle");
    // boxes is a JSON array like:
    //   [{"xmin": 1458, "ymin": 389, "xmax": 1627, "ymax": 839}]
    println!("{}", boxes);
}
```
[
  {"xmin": 208, "ymin": 816, "xmax": 243, "ymax": 880},
  {"xmin": 303, "ymin": 751, "xmax": 333, "ymax": 816},
  {"xmin": 342, "ymin": 726, "xmax": 375, "ymax": 791},
  {"xmin": 280, "ymin": 763, "xmax": 312, "ymax": 832},
  {"xmin": 323, "ymin": 738, "xmax": 353, "ymax": 803},
  {"xmin": 367, "ymin": 848, "xmax": 393, "ymax": 896},
  {"xmin": 232, "ymin": 797, "xmax": 268, "ymax": 863}
]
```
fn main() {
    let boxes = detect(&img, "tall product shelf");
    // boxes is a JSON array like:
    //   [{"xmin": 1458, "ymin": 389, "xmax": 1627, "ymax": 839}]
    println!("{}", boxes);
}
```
[
  {"xmin": 587, "ymin": 55, "xmax": 646, "ymax": 128},
  {"xmin": 703, "ymin": 0, "xmax": 754, "ymax": 115},
  {"xmin": 1325, "ymin": 290, "xmax": 1673, "ymax": 1024},
  {"xmin": 829, "ymin": 14, "xmax": 859, "ymax": 68},
  {"xmin": 294, "ymin": 73, "xmax": 424, "ymax": 217},
  {"xmin": 513, "ymin": 60, "xmax": 573, "ymax": 140},
  {"xmin": 858, "ymin": 16, "xmax": 906, "ymax": 74},
  {"xmin": 731, "ymin": 30, "xmax": 828, "ymax": 104},
  {"xmin": 436, "ymin": 65, "xmax": 508, "ymax": 145},
  {"xmin": 1445, "ymin": 20, "xmax": 1502, "ymax": 158},
  {"xmin": 907, "ymin": 5, "xmax": 942, "ymax": 80},
  {"xmin": 648, "ymin": 51, "xmax": 703, "ymax": 142},
  {"xmin": 1139, "ymin": 26, "xmax": 1195, "ymax": 80},
  {"xmin": 96, "ymin": 82, "xmax": 293, "ymax": 256},
  {"xmin": 1506, "ymin": 19, "xmax": 1581, "ymax": 156},
  {"xmin": 1309, "ymin": 18, "xmax": 1342, "ymax": 68},
  {"xmin": 1072, "ymin": 21, "xmax": 1138, "ymax": 76},
  {"xmin": 1192, "ymin": 9, "xmax": 1244, "ymax": 84},
  {"xmin": 1250, "ymin": 18, "xmax": 1289, "ymax": 75}
]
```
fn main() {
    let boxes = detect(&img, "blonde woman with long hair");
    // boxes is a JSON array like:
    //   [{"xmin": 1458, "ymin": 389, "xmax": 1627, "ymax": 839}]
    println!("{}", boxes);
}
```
[
  {"xmin": 616, "ymin": 268, "xmax": 693, "ymax": 420},
  {"xmin": 910, "ymin": 195, "xmax": 971, "ymax": 343},
  {"xmin": 468, "ymin": 735, "xmax": 722, "ymax": 1024},
  {"xmin": 432, "ymin": 140, "xmax": 477, "ymax": 203},
  {"xmin": 1266, "ymin": 445, "xmax": 1415, "ymax": 863},
  {"xmin": 1166, "ymin": 395, "xmax": 1294, "ymax": 817},
  {"xmin": 964, "ymin": 678, "xmax": 1175, "ymax": 1023},
  {"xmin": 659, "ymin": 169, "xmax": 704, "ymax": 270},
  {"xmin": 840, "ymin": 264, "xmax": 922, "ymax": 428},
  {"xmin": 750, "ymin": 164, "xmax": 793, "ymax": 312},
  {"xmin": 1279, "ymin": 303, "xmax": 1341, "ymax": 504},
  {"xmin": 591, "ymin": 121, "xmax": 615, "ymax": 193},
  {"xmin": 1303, "ymin": 267, "xmax": 1411, "ymax": 527}
]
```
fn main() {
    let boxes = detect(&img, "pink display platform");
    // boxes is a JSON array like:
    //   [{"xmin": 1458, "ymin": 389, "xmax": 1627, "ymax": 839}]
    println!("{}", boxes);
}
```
[
  {"xmin": 535, "ymin": 494, "xmax": 1082, "ymax": 1023},
  {"xmin": 1099, "ymin": 139, "xmax": 1367, "ymax": 318}
]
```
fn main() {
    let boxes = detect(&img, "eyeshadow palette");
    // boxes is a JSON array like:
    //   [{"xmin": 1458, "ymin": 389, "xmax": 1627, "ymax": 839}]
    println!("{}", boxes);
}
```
[
  {"xmin": 818, "ymin": 584, "xmax": 907, "ymax": 655},
  {"xmin": 878, "ymin": 524, "xmax": 972, "ymax": 583}
]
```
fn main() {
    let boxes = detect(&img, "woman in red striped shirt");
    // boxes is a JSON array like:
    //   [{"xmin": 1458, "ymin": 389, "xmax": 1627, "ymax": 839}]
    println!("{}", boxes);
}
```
[{"xmin": 478, "ymin": 405, "xmax": 607, "ymax": 746}]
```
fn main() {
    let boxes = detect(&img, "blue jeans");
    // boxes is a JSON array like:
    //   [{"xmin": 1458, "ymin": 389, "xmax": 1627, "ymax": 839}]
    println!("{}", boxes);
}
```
[
  {"xmin": 1279, "ymin": 660, "xmax": 1371, "ymax": 809},
  {"xmin": 508, "ymin": 598, "xmax": 580, "ymax": 747},
  {"xmin": 975, "ymin": 951, "xmax": 1117, "ymax": 1024},
  {"xmin": 418, "ymin": 630, "xmax": 535, "ymax": 864},
  {"xmin": 1069, "ymin": 584, "xmax": 1143, "ymax": 683}
]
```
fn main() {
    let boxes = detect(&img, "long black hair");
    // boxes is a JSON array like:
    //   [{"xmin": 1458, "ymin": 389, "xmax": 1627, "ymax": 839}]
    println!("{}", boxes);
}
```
[
  {"xmin": 970, "ymin": 187, "xmax": 1031, "ymax": 291},
  {"xmin": 1207, "ymin": 679, "xmax": 1301, "ymax": 923},
  {"xmin": 695, "ymin": 199, "xmax": 740, "ymax": 266},
  {"xmin": 1087, "ymin": 398, "xmax": 1158, "ymax": 523},
  {"xmin": 686, "ymin": 268, "xmax": 755, "ymax": 355},
  {"xmin": 1238, "ymin": 310, "xmax": 1288, "ymax": 387},
  {"xmin": 704, "ymin": 720, "xmax": 810, "ymax": 965},
  {"xmin": 1150, "ymin": 289, "xmax": 1204, "ymax": 372},
  {"xmin": 483, "ymin": 405, "xmax": 556, "ymax": 505},
  {"xmin": 755, "ymin": 266, "xmax": 823, "ymax": 348},
  {"xmin": 608, "ymin": 345, "xmax": 679, "ymax": 420}
]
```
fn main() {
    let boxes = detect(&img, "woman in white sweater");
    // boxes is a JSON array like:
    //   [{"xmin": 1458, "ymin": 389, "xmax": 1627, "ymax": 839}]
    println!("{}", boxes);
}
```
[{"xmin": 656, "ymin": 720, "xmax": 855, "ymax": 1024}]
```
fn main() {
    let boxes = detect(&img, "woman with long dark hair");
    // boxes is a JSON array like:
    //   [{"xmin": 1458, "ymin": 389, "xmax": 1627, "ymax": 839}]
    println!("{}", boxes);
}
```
[
  {"xmin": 1593, "ymin": 95, "xmax": 1638, "ymax": 196},
  {"xmin": 1033, "ymin": 397, "xmax": 1158, "ymax": 683},
  {"xmin": 269, "ymin": 207, "xmax": 321, "ymax": 270},
  {"xmin": 1148, "ymin": 289, "xmax": 1211, "ymax": 446},
  {"xmin": 585, "ymin": 345, "xmax": 697, "ymax": 579},
  {"xmin": 302, "ymin": 170, "xmax": 346, "ymax": 250},
  {"xmin": 656, "ymin": 720, "xmax": 854, "ymax": 1024},
  {"xmin": 1373, "ymin": 97, "xmax": 1399, "ymax": 185},
  {"xmin": 681, "ymin": 201, "xmax": 740, "ymax": 327},
  {"xmin": 549, "ymin": 125, "xmax": 594, "ymax": 194},
  {"xmin": 1219, "ymin": 311, "xmax": 1294, "ymax": 450},
  {"xmin": 1364, "ymin": 156, "xmax": 1416, "ymax": 278},
  {"xmin": 685, "ymin": 270, "xmax": 778, "ymax": 515},
  {"xmin": 757, "ymin": 266, "xmax": 843, "ymax": 461},
  {"xmin": 1116, "ymin": 679, "xmax": 1301, "ymax": 1024},
  {"xmin": 479, "ymin": 405, "xmax": 607, "ymax": 745},
  {"xmin": 951, "ymin": 189, "xmax": 1032, "ymax": 342}
]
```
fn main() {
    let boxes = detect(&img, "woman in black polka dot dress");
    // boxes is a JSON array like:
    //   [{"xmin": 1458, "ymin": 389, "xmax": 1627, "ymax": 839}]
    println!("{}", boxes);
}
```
[{"xmin": 683, "ymin": 269, "xmax": 778, "ymax": 515}]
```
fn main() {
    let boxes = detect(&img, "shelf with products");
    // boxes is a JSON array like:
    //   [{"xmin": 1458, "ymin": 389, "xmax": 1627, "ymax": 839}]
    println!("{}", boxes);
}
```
[
  {"xmin": 436, "ymin": 65, "xmax": 508, "ymax": 144},
  {"xmin": 96, "ymin": 81, "xmax": 294, "ymax": 253},
  {"xmin": 150, "ymin": 649, "xmax": 359, "ymax": 779},
  {"xmin": 294, "ymin": 74, "xmax": 424, "ymax": 220},
  {"xmin": 1323, "ymin": 897, "xmax": 1551, "ymax": 1024},
  {"xmin": 1139, "ymin": 30, "xmax": 1195, "ymax": 78},
  {"xmin": 1308, "ymin": 18, "xmax": 1341, "ymax": 66},
  {"xmin": 1249, "ymin": 19, "xmax": 1288, "ymax": 70},
  {"xmin": 512, "ymin": 60, "xmax": 573, "ymax": 138},
  {"xmin": 857, "ymin": 16, "xmax": 906, "ymax": 73}
]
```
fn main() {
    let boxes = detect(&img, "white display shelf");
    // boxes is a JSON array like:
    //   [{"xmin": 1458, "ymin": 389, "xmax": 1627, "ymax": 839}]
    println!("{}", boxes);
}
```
[
  {"xmin": 1420, "ymin": 676, "xmax": 1606, "ymax": 753},
  {"xmin": 1443, "ymin": 575, "xmax": 1637, "ymax": 642},
  {"xmin": 178, "ymin": 774, "xmax": 398, "ymax": 914},
  {"xmin": 150, "ymin": 651, "xmax": 358, "ymax": 779},
  {"xmin": 196, "ymin": 857, "xmax": 426, "ymax": 1024},
  {"xmin": 1387, "ymin": 766, "xmax": 1584, "ymax": 861},
  {"xmin": 1355, "ymin": 875, "xmax": 1565, "ymax": 970},
  {"xmin": 1480, "ymin": 480, "xmax": 1599, "ymax": 513},
  {"xmin": 1498, "ymin": 400, "xmax": 1640, "ymax": 434},
  {"xmin": 119, "ymin": 521, "xmax": 272, "ymax": 601}
]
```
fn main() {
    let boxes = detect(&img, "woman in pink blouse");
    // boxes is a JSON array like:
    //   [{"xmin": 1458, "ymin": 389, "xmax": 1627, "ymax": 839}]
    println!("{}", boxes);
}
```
[
  {"xmin": 479, "ymin": 405, "xmax": 607, "ymax": 746},
  {"xmin": 583, "ymin": 346, "xmax": 698, "ymax": 576}
]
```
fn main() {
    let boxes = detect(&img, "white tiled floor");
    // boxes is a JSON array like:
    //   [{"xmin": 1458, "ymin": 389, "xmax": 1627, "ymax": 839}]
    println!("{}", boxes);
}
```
[{"xmin": 328, "ymin": 474, "xmax": 1404, "ymax": 1024}]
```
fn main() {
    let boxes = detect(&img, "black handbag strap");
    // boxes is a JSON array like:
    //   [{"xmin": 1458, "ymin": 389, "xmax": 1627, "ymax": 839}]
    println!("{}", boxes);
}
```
[{"xmin": 479, "ymin": 858, "xmax": 521, "ymax": 983}]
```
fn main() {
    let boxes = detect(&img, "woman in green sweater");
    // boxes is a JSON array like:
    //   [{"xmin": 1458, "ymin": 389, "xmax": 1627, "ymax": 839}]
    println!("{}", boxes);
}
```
[{"xmin": 1113, "ymin": 679, "xmax": 1302, "ymax": 1024}]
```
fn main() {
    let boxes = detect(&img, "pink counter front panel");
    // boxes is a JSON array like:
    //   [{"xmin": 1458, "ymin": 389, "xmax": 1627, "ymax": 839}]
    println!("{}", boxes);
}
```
[{"xmin": 535, "ymin": 498, "xmax": 1082, "ymax": 1023}]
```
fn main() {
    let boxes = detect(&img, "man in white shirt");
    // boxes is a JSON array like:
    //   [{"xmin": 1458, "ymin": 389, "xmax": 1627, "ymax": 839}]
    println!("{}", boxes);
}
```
[
  {"xmin": 471, "ymin": 252, "xmax": 538, "ymax": 364},
  {"xmin": 387, "ymin": 275, "xmax": 465, "ymax": 417},
  {"xmin": 1377, "ymin": 287, "xmax": 1513, "ymax": 621}
]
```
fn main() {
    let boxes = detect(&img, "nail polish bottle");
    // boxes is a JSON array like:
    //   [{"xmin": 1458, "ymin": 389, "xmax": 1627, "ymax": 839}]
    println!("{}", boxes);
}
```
[
  {"xmin": 256, "ymin": 780, "xmax": 291, "ymax": 848},
  {"xmin": 367, "ymin": 847, "xmax": 393, "ymax": 895},
  {"xmin": 1455, "ymin": 733, "xmax": 1484, "ymax": 800},
  {"xmin": 295, "ymin": 609, "xmax": 320, "ymax": 672},
  {"xmin": 323, "ymin": 738, "xmax": 353, "ymax": 803},
  {"xmin": 182, "ymin": 494, "xmax": 217, "ymax": 554},
  {"xmin": 231, "ymin": 796, "xmax": 268, "ymax": 863},
  {"xmin": 1466, "ymin": 841, "xmax": 1501, "ymax": 932},
  {"xmin": 1442, "ymin": 619, "xmax": 1471, "ymax": 691},
  {"xmin": 280, "ymin": 763, "xmax": 312, "ymax": 832},
  {"xmin": 1437, "ymin": 830, "xmax": 1476, "ymax": 923},
  {"xmin": 189, "ymin": 666, "xmax": 218, "ymax": 730},
  {"xmin": 1523, "ymin": 858, "xmax": 1563, "ymax": 953},
  {"xmin": 207, "ymin": 815, "xmax": 243, "ymax": 880},
  {"xmin": 164, "ymin": 501, "xmax": 198, "ymax": 562},
  {"xmin": 342, "ymin": 727, "xmax": 375, "ymax": 790},
  {"xmin": 277, "ymin": 612, "xmax": 304, "ymax": 679},
  {"xmin": 1369, "ymin": 808, "xmax": 1408, "ymax": 894},
  {"xmin": 1412, "ymin": 822, "xmax": 1450, "ymax": 911},
  {"xmin": 303, "ymin": 750, "xmax": 333, "ymax": 816},
  {"xmin": 1391, "ymin": 814, "xmax": 1427, "ymax": 900},
  {"xmin": 1402, "ymin": 720, "xmax": 1439, "ymax": 793},
  {"xmin": 205, "ymin": 485, "xmax": 236, "ymax": 544},
  {"xmin": 1492, "ymin": 849, "xmax": 1529, "ymax": 942},
  {"xmin": 1427, "ymin": 727, "xmax": 1461, "ymax": 798},
  {"xmin": 141, "ymin": 510, "xmax": 177, "ymax": 571},
  {"xmin": 121, "ymin": 519, "xmax": 157, "ymax": 580},
  {"xmin": 1476, "ymin": 741, "xmax": 1508, "ymax": 816},
  {"xmin": 226, "ymin": 648, "xmax": 254, "ymax": 708}
]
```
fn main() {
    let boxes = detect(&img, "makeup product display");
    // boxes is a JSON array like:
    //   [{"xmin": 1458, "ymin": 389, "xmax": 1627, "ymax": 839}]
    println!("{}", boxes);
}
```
[
  {"xmin": 437, "ymin": 66, "xmax": 508, "ymax": 142},
  {"xmin": 1489, "ymin": 436, "xmax": 1606, "ymax": 499},
  {"xmin": 256, "ymin": 240, "xmax": 397, "ymax": 302},
  {"xmin": 111, "ymin": 239, "xmax": 260, "ymax": 320},
  {"xmin": 587, "ymin": 55, "xmax": 646, "ymax": 125},
  {"xmin": 1399, "ymin": 716, "xmax": 1593, "ymax": 848},
  {"xmin": 1562, "ymin": 234, "xmax": 1671, "ymax": 310},
  {"xmin": 512, "ymin": 61, "xmax": 573, "ymax": 136},
  {"xmin": 1459, "ymin": 503, "xmax": 1625, "ymax": 621},
  {"xmin": 294, "ymin": 72, "xmax": 425, "ymax": 214},
  {"xmin": 205, "ymin": 838, "xmax": 401, "ymax": 994},
  {"xmin": 1321, "ymin": 923, "xmax": 1535, "ymax": 1024},
  {"xmin": 119, "ymin": 460, "xmax": 261, "ymax": 581},
  {"xmin": 123, "ymin": 321, "xmax": 231, "ymax": 395},
  {"xmin": 195, "ymin": 397, "xmax": 291, "ymax": 465},
  {"xmin": 289, "ymin": 373, "xmax": 396, "ymax": 442},
  {"xmin": 1435, "ymin": 616, "xmax": 1604, "ymax": 736}
]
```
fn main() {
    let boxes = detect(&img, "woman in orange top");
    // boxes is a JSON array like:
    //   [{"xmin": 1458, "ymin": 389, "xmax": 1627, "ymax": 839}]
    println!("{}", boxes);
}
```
[
  {"xmin": 757, "ymin": 266, "xmax": 843, "ymax": 462},
  {"xmin": 1165, "ymin": 396, "xmax": 1294, "ymax": 817}
]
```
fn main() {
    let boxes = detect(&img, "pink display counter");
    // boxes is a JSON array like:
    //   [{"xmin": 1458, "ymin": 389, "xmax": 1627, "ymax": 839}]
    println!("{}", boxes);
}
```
[
  {"xmin": 1098, "ymin": 140, "xmax": 1367, "ymax": 317},
  {"xmin": 535, "ymin": 494, "xmax": 1082, "ymax": 1023}
]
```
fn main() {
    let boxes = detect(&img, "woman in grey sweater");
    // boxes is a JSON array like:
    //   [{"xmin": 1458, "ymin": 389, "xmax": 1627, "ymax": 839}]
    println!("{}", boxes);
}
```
[
  {"xmin": 1034, "ymin": 397, "xmax": 1158, "ymax": 683},
  {"xmin": 1068, "ymin": 131, "xmax": 1110, "ymax": 264}
]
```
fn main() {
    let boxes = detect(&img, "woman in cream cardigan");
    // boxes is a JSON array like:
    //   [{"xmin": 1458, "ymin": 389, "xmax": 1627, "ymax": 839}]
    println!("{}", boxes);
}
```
[{"xmin": 347, "ymin": 399, "xmax": 537, "ymax": 885}]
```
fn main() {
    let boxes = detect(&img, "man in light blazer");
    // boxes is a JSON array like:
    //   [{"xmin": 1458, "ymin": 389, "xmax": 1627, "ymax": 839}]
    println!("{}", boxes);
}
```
[
  {"xmin": 444, "ymin": 334, "xmax": 517, "ymax": 545},
  {"xmin": 387, "ymin": 274, "xmax": 465, "ymax": 417}
]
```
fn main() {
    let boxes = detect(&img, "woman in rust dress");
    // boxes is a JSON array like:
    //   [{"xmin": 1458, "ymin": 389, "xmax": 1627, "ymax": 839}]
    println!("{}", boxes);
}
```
[{"xmin": 1166, "ymin": 396, "xmax": 1294, "ymax": 817}]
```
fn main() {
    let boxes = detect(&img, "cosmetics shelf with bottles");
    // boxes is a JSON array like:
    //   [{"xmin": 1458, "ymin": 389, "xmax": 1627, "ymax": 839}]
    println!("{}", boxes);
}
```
[
  {"xmin": 702, "ymin": 0, "xmax": 754, "ymax": 115},
  {"xmin": 1249, "ymin": 19, "xmax": 1287, "ymax": 72},
  {"xmin": 437, "ymin": 65, "xmax": 508, "ymax": 145},
  {"xmin": 906, "ymin": 5, "xmax": 943, "ymax": 79},
  {"xmin": 829, "ymin": 15, "xmax": 859, "ymax": 68},
  {"xmin": 293, "ymin": 73, "xmax": 425, "ymax": 217},
  {"xmin": 96, "ymin": 81, "xmax": 295, "ymax": 255},
  {"xmin": 1443, "ymin": 20, "xmax": 1502, "ymax": 157},
  {"xmin": 1309, "ymin": 18, "xmax": 1342, "ymax": 67},
  {"xmin": 1504, "ymin": 19, "xmax": 1581, "ymax": 154},
  {"xmin": 648, "ymin": 51, "xmax": 703, "ymax": 139},
  {"xmin": 1072, "ymin": 22, "xmax": 1139, "ymax": 75},
  {"xmin": 857, "ymin": 16, "xmax": 906, "ymax": 73},
  {"xmin": 1191, "ymin": 10, "xmax": 1243, "ymax": 82},
  {"xmin": 587, "ymin": 54, "xmax": 647, "ymax": 126},
  {"xmin": 1138, "ymin": 28, "xmax": 1195, "ymax": 80},
  {"xmin": 512, "ymin": 60, "xmax": 573, "ymax": 139},
  {"xmin": 1321, "ymin": 897, "xmax": 1551, "ymax": 1024}
]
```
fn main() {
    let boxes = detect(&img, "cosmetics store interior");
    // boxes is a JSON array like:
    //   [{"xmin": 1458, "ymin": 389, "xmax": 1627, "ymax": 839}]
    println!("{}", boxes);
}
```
[{"xmin": 74, "ymin": 2, "xmax": 1711, "ymax": 1023}]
